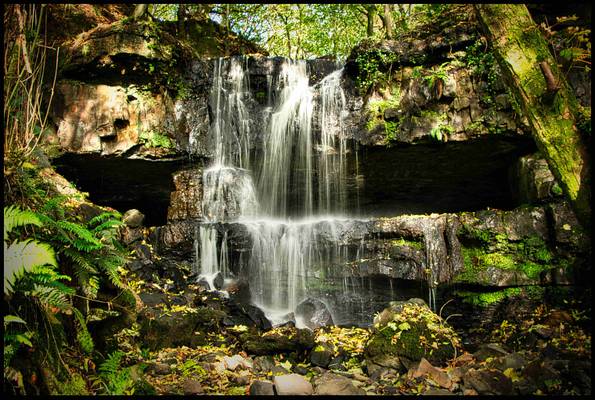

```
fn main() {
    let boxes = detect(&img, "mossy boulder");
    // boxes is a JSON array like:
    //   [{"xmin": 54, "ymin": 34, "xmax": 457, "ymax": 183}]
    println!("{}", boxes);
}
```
[
  {"xmin": 138, "ymin": 305, "xmax": 226, "ymax": 351},
  {"xmin": 239, "ymin": 325, "xmax": 315, "ymax": 356},
  {"xmin": 365, "ymin": 299, "xmax": 461, "ymax": 367}
]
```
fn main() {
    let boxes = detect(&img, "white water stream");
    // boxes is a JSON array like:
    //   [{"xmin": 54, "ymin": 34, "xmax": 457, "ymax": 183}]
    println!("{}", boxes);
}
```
[{"xmin": 195, "ymin": 57, "xmax": 368, "ymax": 324}]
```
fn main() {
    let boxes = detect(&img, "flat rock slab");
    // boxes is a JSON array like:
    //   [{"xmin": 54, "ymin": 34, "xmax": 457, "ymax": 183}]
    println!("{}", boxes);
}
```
[
  {"xmin": 408, "ymin": 358, "xmax": 452, "ymax": 389},
  {"xmin": 273, "ymin": 374, "xmax": 313, "ymax": 395},
  {"xmin": 314, "ymin": 372, "xmax": 366, "ymax": 395}
]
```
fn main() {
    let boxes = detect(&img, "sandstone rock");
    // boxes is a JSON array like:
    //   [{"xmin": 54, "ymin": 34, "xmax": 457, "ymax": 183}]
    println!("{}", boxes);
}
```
[
  {"xmin": 249, "ymin": 380, "xmax": 274, "ymax": 396},
  {"xmin": 167, "ymin": 169, "xmax": 203, "ymax": 222},
  {"xmin": 313, "ymin": 372, "xmax": 366, "ymax": 395},
  {"xmin": 52, "ymin": 83, "xmax": 176, "ymax": 156},
  {"xmin": 273, "ymin": 374, "xmax": 313, "ymax": 396},
  {"xmin": 408, "ymin": 358, "xmax": 452, "ymax": 389}
]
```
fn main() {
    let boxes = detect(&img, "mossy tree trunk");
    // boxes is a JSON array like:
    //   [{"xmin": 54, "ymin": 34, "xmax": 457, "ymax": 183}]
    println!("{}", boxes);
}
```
[{"xmin": 476, "ymin": 4, "xmax": 591, "ymax": 230}]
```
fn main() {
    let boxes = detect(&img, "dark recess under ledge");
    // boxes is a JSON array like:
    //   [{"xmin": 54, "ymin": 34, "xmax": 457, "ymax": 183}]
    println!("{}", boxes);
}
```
[
  {"xmin": 353, "ymin": 135, "xmax": 537, "ymax": 217},
  {"xmin": 54, "ymin": 135, "xmax": 536, "ymax": 226},
  {"xmin": 54, "ymin": 154, "xmax": 191, "ymax": 226}
]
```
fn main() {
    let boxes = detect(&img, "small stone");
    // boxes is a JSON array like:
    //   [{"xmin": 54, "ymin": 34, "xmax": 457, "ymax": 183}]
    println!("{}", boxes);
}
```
[
  {"xmin": 473, "ymin": 343, "xmax": 509, "ymax": 362},
  {"xmin": 422, "ymin": 387, "xmax": 454, "ymax": 395},
  {"xmin": 183, "ymin": 379, "xmax": 204, "ymax": 395},
  {"xmin": 232, "ymin": 372, "xmax": 251, "ymax": 385},
  {"xmin": 123, "ymin": 209, "xmax": 145, "ymax": 228},
  {"xmin": 150, "ymin": 362, "xmax": 171, "ymax": 375},
  {"xmin": 249, "ymin": 380, "xmax": 274, "ymax": 396},
  {"xmin": 310, "ymin": 343, "xmax": 334, "ymax": 368},
  {"xmin": 253, "ymin": 356, "xmax": 275, "ymax": 373},
  {"xmin": 463, "ymin": 368, "xmax": 512, "ymax": 395},
  {"xmin": 273, "ymin": 374, "xmax": 313, "ymax": 395}
]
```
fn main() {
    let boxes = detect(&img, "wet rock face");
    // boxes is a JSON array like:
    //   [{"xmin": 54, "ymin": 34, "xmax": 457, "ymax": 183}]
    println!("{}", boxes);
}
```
[{"xmin": 167, "ymin": 169, "xmax": 203, "ymax": 222}]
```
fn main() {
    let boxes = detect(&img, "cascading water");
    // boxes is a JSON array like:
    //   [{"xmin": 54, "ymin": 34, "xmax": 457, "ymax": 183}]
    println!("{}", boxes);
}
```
[
  {"xmin": 196, "ymin": 56, "xmax": 381, "ymax": 325},
  {"xmin": 195, "ymin": 57, "xmax": 260, "ymax": 288}
]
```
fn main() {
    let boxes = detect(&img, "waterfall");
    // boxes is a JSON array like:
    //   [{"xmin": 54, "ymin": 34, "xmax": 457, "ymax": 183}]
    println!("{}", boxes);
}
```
[
  {"xmin": 195, "ymin": 57, "xmax": 260, "ymax": 286},
  {"xmin": 197, "ymin": 56, "xmax": 359, "ymax": 324},
  {"xmin": 257, "ymin": 60, "xmax": 314, "ymax": 217}
]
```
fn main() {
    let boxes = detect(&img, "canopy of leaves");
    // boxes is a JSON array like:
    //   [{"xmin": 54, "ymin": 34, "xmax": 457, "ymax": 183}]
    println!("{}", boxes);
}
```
[{"xmin": 149, "ymin": 4, "xmax": 451, "ymax": 60}]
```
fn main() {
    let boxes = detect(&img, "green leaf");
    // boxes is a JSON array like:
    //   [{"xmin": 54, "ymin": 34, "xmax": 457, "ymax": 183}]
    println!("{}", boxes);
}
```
[
  {"xmin": 4, "ymin": 239, "xmax": 58, "ymax": 293},
  {"xmin": 398, "ymin": 322, "xmax": 411, "ymax": 331},
  {"xmin": 4, "ymin": 315, "xmax": 27, "ymax": 326},
  {"xmin": 4, "ymin": 205, "xmax": 42, "ymax": 241}
]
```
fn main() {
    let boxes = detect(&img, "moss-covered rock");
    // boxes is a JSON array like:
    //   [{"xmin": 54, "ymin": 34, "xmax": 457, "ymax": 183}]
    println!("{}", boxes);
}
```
[
  {"xmin": 138, "ymin": 305, "xmax": 225, "ymax": 351},
  {"xmin": 239, "ymin": 326, "xmax": 315, "ymax": 356},
  {"xmin": 365, "ymin": 299, "xmax": 462, "ymax": 366}
]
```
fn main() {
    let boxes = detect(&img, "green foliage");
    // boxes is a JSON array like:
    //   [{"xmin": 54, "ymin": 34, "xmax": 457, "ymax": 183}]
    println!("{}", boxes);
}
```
[
  {"xmin": 356, "ymin": 49, "xmax": 399, "ymax": 94},
  {"xmin": 538, "ymin": 15, "xmax": 591, "ymax": 74},
  {"xmin": 138, "ymin": 130, "xmax": 173, "ymax": 149},
  {"xmin": 96, "ymin": 351, "xmax": 135, "ymax": 395},
  {"xmin": 464, "ymin": 39, "xmax": 498, "ymax": 99},
  {"xmin": 455, "ymin": 288, "xmax": 523, "ymax": 307},
  {"xmin": 34, "ymin": 198, "xmax": 127, "ymax": 298}
]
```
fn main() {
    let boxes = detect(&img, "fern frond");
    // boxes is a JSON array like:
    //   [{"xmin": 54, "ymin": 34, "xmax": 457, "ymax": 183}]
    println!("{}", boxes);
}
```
[
  {"xmin": 62, "ymin": 248, "xmax": 98, "ymax": 274},
  {"xmin": 4, "ymin": 205, "xmax": 42, "ymax": 240},
  {"xmin": 4, "ymin": 239, "xmax": 58, "ymax": 293},
  {"xmin": 99, "ymin": 351, "xmax": 124, "ymax": 376},
  {"xmin": 40, "ymin": 196, "xmax": 68, "ymax": 218},
  {"xmin": 92, "ymin": 219, "xmax": 123, "ymax": 236},
  {"xmin": 72, "ymin": 308, "xmax": 94, "ymax": 355},
  {"xmin": 31, "ymin": 285, "xmax": 72, "ymax": 310},
  {"xmin": 56, "ymin": 221, "xmax": 102, "ymax": 250},
  {"xmin": 88, "ymin": 212, "xmax": 122, "ymax": 228},
  {"xmin": 97, "ymin": 255, "xmax": 125, "ymax": 288}
]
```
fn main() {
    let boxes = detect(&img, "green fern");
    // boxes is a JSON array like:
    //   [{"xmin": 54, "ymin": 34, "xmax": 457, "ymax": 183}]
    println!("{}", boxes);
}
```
[
  {"xmin": 3, "ymin": 205, "xmax": 42, "ymax": 241},
  {"xmin": 72, "ymin": 308, "xmax": 94, "ymax": 355},
  {"xmin": 98, "ymin": 351, "xmax": 135, "ymax": 395},
  {"xmin": 4, "ymin": 239, "xmax": 58, "ymax": 294}
]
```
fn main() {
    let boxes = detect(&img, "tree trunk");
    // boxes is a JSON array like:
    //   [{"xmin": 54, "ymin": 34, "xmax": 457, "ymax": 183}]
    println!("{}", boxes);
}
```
[
  {"xmin": 132, "ymin": 4, "xmax": 148, "ymax": 20},
  {"xmin": 177, "ymin": 4, "xmax": 186, "ymax": 36},
  {"xmin": 383, "ymin": 4, "xmax": 394, "ymax": 39},
  {"xmin": 476, "ymin": 4, "xmax": 591, "ymax": 230},
  {"xmin": 366, "ymin": 6, "xmax": 376, "ymax": 37}
]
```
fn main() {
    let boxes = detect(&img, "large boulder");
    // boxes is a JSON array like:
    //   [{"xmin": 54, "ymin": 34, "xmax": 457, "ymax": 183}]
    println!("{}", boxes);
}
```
[
  {"xmin": 239, "ymin": 326, "xmax": 315, "ymax": 356},
  {"xmin": 365, "ymin": 299, "xmax": 461, "ymax": 367},
  {"xmin": 295, "ymin": 298, "xmax": 334, "ymax": 329}
]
